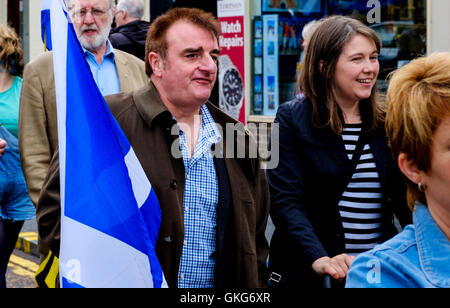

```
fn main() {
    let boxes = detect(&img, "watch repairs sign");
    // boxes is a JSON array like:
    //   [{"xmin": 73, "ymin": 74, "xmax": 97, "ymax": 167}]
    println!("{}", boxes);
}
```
[{"xmin": 218, "ymin": 0, "xmax": 246, "ymax": 124}]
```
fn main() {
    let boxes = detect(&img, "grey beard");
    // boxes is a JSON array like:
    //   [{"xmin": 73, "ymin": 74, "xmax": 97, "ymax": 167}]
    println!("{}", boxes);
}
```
[{"xmin": 76, "ymin": 18, "xmax": 112, "ymax": 51}]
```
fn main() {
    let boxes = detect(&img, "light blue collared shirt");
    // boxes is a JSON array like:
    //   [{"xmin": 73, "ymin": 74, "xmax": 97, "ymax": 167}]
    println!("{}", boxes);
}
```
[
  {"xmin": 83, "ymin": 40, "xmax": 120, "ymax": 96},
  {"xmin": 346, "ymin": 204, "xmax": 450, "ymax": 288}
]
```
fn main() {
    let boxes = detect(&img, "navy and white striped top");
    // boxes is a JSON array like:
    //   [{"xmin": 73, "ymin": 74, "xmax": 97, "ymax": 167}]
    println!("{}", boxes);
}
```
[{"xmin": 338, "ymin": 124, "xmax": 384, "ymax": 256}]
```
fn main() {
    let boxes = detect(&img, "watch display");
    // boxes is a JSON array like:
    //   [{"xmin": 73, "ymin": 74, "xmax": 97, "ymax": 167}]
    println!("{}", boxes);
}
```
[{"xmin": 219, "ymin": 54, "xmax": 244, "ymax": 120}]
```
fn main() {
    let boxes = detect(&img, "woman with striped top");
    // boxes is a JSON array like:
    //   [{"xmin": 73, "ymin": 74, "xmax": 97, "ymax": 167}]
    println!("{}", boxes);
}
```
[{"xmin": 267, "ymin": 16, "xmax": 412, "ymax": 288}]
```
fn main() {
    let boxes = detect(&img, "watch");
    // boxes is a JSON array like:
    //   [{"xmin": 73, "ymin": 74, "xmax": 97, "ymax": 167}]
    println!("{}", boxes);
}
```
[{"xmin": 218, "ymin": 55, "xmax": 244, "ymax": 120}]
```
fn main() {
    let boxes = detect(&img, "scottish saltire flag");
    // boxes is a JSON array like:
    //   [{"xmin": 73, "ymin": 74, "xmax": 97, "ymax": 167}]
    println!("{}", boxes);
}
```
[
  {"xmin": 41, "ymin": 0, "xmax": 52, "ymax": 50},
  {"xmin": 47, "ymin": 0, "xmax": 167, "ymax": 288}
]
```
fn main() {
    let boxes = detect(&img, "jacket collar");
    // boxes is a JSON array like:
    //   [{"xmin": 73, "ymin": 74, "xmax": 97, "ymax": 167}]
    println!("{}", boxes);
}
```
[
  {"xmin": 113, "ymin": 48, "xmax": 133, "ymax": 91},
  {"xmin": 414, "ymin": 204, "xmax": 450, "ymax": 288},
  {"xmin": 82, "ymin": 39, "xmax": 115, "ymax": 60},
  {"xmin": 132, "ymin": 81, "xmax": 237, "ymax": 133},
  {"xmin": 307, "ymin": 97, "xmax": 389, "ymax": 186},
  {"xmin": 132, "ymin": 81, "xmax": 172, "ymax": 128}
]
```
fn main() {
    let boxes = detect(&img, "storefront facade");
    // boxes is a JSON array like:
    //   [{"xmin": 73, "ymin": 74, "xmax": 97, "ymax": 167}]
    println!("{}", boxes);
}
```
[{"xmin": 240, "ymin": 0, "xmax": 432, "ymax": 123}]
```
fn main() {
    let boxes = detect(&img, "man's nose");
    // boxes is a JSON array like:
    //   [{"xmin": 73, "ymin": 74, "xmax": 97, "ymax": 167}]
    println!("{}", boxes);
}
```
[
  {"xmin": 84, "ymin": 11, "xmax": 95, "ymax": 24},
  {"xmin": 200, "ymin": 55, "xmax": 217, "ymax": 73}
]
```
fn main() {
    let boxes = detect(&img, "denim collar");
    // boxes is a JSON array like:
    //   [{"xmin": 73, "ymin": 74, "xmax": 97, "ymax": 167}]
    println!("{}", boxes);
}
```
[{"xmin": 414, "ymin": 204, "xmax": 450, "ymax": 288}]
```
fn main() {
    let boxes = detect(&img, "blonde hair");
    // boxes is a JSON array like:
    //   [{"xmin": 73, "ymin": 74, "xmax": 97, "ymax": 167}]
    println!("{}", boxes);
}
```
[
  {"xmin": 301, "ymin": 20, "xmax": 321, "ymax": 42},
  {"xmin": 385, "ymin": 52, "xmax": 450, "ymax": 210},
  {"xmin": 0, "ymin": 23, "xmax": 24, "ymax": 76}
]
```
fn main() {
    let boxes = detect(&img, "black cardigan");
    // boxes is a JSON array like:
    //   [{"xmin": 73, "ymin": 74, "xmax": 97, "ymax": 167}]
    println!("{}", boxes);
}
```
[{"xmin": 266, "ymin": 97, "xmax": 411, "ymax": 287}]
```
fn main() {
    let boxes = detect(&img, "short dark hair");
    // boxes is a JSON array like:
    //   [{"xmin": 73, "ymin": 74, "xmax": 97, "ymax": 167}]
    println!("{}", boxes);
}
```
[{"xmin": 145, "ymin": 7, "xmax": 219, "ymax": 77}]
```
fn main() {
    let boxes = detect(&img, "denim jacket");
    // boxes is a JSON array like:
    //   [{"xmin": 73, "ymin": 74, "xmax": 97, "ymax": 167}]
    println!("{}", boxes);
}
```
[
  {"xmin": 346, "ymin": 204, "xmax": 450, "ymax": 288},
  {"xmin": 0, "ymin": 126, "xmax": 35, "ymax": 221}
]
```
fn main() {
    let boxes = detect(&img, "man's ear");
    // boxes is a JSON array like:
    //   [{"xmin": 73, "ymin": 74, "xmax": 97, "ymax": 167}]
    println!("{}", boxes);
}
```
[
  {"xmin": 398, "ymin": 153, "xmax": 423, "ymax": 185},
  {"xmin": 148, "ymin": 52, "xmax": 163, "ymax": 77}
]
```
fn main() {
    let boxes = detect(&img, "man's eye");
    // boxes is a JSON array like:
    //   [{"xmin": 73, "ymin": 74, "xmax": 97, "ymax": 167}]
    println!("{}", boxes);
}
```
[{"xmin": 93, "ymin": 9, "xmax": 105, "ymax": 16}]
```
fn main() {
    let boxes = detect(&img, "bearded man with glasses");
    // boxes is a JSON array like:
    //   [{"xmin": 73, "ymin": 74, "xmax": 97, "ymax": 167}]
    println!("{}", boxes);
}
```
[{"xmin": 18, "ymin": 0, "xmax": 148, "ymax": 261}]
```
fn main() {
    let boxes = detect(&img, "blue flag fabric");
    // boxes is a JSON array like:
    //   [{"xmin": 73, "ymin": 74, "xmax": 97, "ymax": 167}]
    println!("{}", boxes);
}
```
[
  {"xmin": 45, "ymin": 0, "xmax": 166, "ymax": 288},
  {"xmin": 41, "ymin": 0, "xmax": 52, "ymax": 50}
]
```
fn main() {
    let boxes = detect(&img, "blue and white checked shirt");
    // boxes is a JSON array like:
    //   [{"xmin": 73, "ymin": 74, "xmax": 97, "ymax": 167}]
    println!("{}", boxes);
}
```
[{"xmin": 177, "ymin": 104, "xmax": 222, "ymax": 288}]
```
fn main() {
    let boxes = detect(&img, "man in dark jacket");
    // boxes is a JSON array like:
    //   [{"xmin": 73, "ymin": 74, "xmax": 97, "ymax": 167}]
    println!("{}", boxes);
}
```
[
  {"xmin": 37, "ymin": 7, "xmax": 270, "ymax": 288},
  {"xmin": 109, "ymin": 0, "xmax": 150, "ymax": 60}
]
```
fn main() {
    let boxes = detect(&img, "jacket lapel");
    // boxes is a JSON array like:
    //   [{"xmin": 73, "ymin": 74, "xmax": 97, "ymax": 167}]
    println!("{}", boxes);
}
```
[
  {"xmin": 114, "ymin": 51, "xmax": 130, "ymax": 92},
  {"xmin": 322, "ymin": 127, "xmax": 353, "ymax": 174},
  {"xmin": 368, "ymin": 130, "xmax": 389, "ymax": 189},
  {"xmin": 132, "ymin": 82, "xmax": 170, "ymax": 128}
]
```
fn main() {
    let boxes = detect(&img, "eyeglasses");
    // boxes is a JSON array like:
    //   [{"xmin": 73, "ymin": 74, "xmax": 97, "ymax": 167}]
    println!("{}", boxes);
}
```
[{"xmin": 71, "ymin": 7, "xmax": 110, "ymax": 19}]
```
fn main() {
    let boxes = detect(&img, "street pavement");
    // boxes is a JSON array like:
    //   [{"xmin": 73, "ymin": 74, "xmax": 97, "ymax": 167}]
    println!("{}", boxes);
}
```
[
  {"xmin": 6, "ymin": 249, "xmax": 38, "ymax": 288},
  {"xmin": 16, "ymin": 215, "xmax": 275, "ymax": 257},
  {"xmin": 7, "ymin": 215, "xmax": 275, "ymax": 288}
]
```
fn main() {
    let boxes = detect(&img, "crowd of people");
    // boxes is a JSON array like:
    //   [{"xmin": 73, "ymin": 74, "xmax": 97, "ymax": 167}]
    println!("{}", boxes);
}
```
[{"xmin": 0, "ymin": 0, "xmax": 448, "ymax": 289}]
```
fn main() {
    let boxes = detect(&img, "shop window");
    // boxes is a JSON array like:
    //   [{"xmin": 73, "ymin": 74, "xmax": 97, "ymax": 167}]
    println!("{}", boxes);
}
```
[{"xmin": 250, "ymin": 0, "xmax": 426, "ymax": 117}]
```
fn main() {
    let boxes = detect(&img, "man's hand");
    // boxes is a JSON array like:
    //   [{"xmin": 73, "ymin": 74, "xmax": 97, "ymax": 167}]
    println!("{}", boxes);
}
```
[
  {"xmin": 312, "ymin": 254, "xmax": 355, "ymax": 281},
  {"xmin": 0, "ymin": 138, "xmax": 6, "ymax": 157}
]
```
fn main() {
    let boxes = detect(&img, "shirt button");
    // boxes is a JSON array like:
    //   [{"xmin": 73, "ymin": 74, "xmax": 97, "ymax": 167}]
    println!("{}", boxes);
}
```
[
  {"xmin": 170, "ymin": 179, "xmax": 177, "ymax": 190},
  {"xmin": 180, "ymin": 273, "xmax": 184, "ymax": 280},
  {"xmin": 186, "ymin": 173, "xmax": 190, "ymax": 180},
  {"xmin": 185, "ymin": 206, "xmax": 189, "ymax": 212},
  {"xmin": 184, "ymin": 240, "xmax": 187, "ymax": 246}
]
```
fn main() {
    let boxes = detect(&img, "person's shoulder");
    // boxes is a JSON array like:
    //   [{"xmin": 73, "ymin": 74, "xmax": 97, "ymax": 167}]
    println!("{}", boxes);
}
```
[
  {"xmin": 106, "ymin": 84, "xmax": 152, "ymax": 117},
  {"xmin": 346, "ymin": 225, "xmax": 418, "ymax": 287},
  {"xmin": 105, "ymin": 91, "xmax": 135, "ymax": 118},
  {"xmin": 13, "ymin": 75, "xmax": 23, "ymax": 86},
  {"xmin": 25, "ymin": 51, "xmax": 53, "ymax": 70},
  {"xmin": 109, "ymin": 32, "xmax": 131, "ymax": 45},
  {"xmin": 377, "ymin": 224, "xmax": 417, "ymax": 254},
  {"xmin": 206, "ymin": 101, "xmax": 239, "ymax": 125},
  {"xmin": 22, "ymin": 52, "xmax": 54, "ymax": 83},
  {"xmin": 275, "ymin": 96, "xmax": 312, "ymax": 131},
  {"xmin": 277, "ymin": 96, "xmax": 311, "ymax": 116},
  {"xmin": 356, "ymin": 225, "xmax": 417, "ymax": 261},
  {"xmin": 205, "ymin": 102, "xmax": 254, "ymax": 139},
  {"xmin": 114, "ymin": 48, "xmax": 144, "ymax": 65}
]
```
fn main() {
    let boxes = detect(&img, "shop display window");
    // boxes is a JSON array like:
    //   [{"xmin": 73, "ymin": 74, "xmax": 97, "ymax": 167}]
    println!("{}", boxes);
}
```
[{"xmin": 250, "ymin": 0, "xmax": 426, "ymax": 117}]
